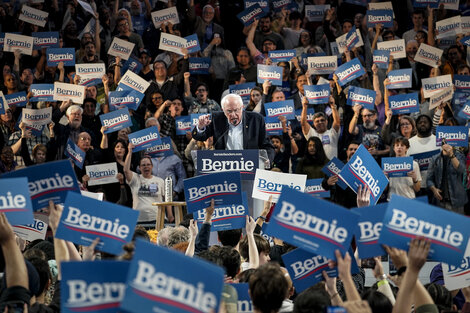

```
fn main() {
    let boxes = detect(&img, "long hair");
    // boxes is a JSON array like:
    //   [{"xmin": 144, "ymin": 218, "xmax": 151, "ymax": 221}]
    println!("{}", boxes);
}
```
[{"xmin": 304, "ymin": 137, "xmax": 327, "ymax": 165}]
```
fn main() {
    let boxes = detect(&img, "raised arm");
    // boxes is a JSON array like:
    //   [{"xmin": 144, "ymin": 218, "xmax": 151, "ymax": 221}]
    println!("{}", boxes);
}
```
[
  {"xmin": 246, "ymin": 19, "xmax": 260, "ymax": 58},
  {"xmin": 124, "ymin": 143, "xmax": 134, "ymax": 182},
  {"xmin": 330, "ymin": 96, "xmax": 340, "ymax": 132},
  {"xmin": 372, "ymin": 64, "xmax": 382, "ymax": 105},
  {"xmin": 349, "ymin": 104, "xmax": 361, "ymax": 135},
  {"xmin": 300, "ymin": 96, "xmax": 311, "ymax": 137},
  {"xmin": 246, "ymin": 216, "xmax": 259, "ymax": 269}
]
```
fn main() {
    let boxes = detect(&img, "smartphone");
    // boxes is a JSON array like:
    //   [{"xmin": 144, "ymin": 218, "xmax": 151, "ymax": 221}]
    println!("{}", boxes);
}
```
[
  {"xmin": 361, "ymin": 258, "xmax": 376, "ymax": 269},
  {"xmin": 326, "ymin": 306, "xmax": 347, "ymax": 313},
  {"xmin": 389, "ymin": 259, "xmax": 397, "ymax": 276}
]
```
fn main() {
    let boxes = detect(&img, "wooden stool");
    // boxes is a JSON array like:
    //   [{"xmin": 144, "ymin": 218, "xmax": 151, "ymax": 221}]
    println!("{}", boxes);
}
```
[{"xmin": 152, "ymin": 201, "xmax": 187, "ymax": 231}]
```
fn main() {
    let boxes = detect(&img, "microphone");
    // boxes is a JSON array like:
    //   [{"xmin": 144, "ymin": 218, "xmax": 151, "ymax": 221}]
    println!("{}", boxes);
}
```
[{"xmin": 213, "ymin": 123, "xmax": 230, "ymax": 149}]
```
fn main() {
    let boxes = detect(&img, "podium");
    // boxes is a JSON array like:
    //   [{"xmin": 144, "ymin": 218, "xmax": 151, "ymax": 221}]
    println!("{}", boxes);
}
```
[{"xmin": 152, "ymin": 201, "xmax": 186, "ymax": 231}]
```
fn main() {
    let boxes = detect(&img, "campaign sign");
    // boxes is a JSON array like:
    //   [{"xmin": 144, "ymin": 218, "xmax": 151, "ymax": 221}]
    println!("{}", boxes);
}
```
[
  {"xmin": 12, "ymin": 216, "xmax": 48, "ymax": 241},
  {"xmin": 422, "ymin": 75, "xmax": 453, "ymax": 98},
  {"xmin": 76, "ymin": 63, "xmax": 106, "ymax": 86},
  {"xmin": 304, "ymin": 84, "xmax": 330, "ymax": 105},
  {"xmin": 304, "ymin": 179, "xmax": 330, "ymax": 198},
  {"xmin": 347, "ymin": 86, "xmax": 376, "ymax": 110},
  {"xmin": 265, "ymin": 187, "xmax": 359, "ymax": 259},
  {"xmin": 64, "ymin": 139, "xmax": 85, "ymax": 169},
  {"xmin": 462, "ymin": 16, "xmax": 470, "ymax": 33},
  {"xmin": 389, "ymin": 92, "xmax": 420, "ymax": 115},
  {"xmin": 196, "ymin": 150, "xmax": 259, "ymax": 180},
  {"xmin": 245, "ymin": 0, "xmax": 269, "ymax": 9},
  {"xmin": 458, "ymin": 101, "xmax": 470, "ymax": 120},
  {"xmin": 5, "ymin": 91, "xmax": 27, "ymax": 108},
  {"xmin": 295, "ymin": 108, "xmax": 314, "ymax": 125},
  {"xmin": 77, "ymin": 0, "xmax": 97, "ymax": 17},
  {"xmin": 128, "ymin": 126, "xmax": 161, "ymax": 153},
  {"xmin": 272, "ymin": 0, "xmax": 297, "ymax": 12},
  {"xmin": 307, "ymin": 55, "xmax": 337, "ymax": 75},
  {"xmin": 413, "ymin": 0, "xmax": 439, "ymax": 8},
  {"xmin": 379, "ymin": 195, "xmax": 469, "ymax": 266},
  {"xmin": 86, "ymin": 162, "xmax": 119, "ymax": 186},
  {"xmin": 268, "ymin": 50, "xmax": 296, "ymax": 63},
  {"xmin": 19, "ymin": 5, "xmax": 48, "ymax": 27},
  {"xmin": 191, "ymin": 113, "xmax": 210, "ymax": 128},
  {"xmin": 189, "ymin": 57, "xmax": 211, "ymax": 75},
  {"xmin": 159, "ymin": 32, "xmax": 186, "ymax": 55},
  {"xmin": 366, "ymin": 9, "xmax": 394, "ymax": 28},
  {"xmin": 321, "ymin": 157, "xmax": 348, "ymax": 190},
  {"xmin": 387, "ymin": 69, "xmax": 412, "ymax": 89},
  {"xmin": 108, "ymin": 37, "xmax": 134, "ymax": 60},
  {"xmin": 442, "ymin": 244, "xmax": 470, "ymax": 291},
  {"xmin": 117, "ymin": 70, "xmax": 150, "ymax": 94},
  {"xmin": 436, "ymin": 16, "xmax": 462, "ymax": 39},
  {"xmin": 121, "ymin": 239, "xmax": 224, "ymax": 313},
  {"xmin": 257, "ymin": 64, "xmax": 283, "ymax": 86},
  {"xmin": 30, "ymin": 84, "xmax": 54, "ymax": 102},
  {"xmin": 237, "ymin": 4, "xmax": 266, "ymax": 26},
  {"xmin": 108, "ymin": 90, "xmax": 142, "ymax": 112},
  {"xmin": 231, "ymin": 284, "xmax": 253, "ymax": 313},
  {"xmin": 4, "ymin": 33, "xmax": 33, "ymax": 56},
  {"xmin": 460, "ymin": 35, "xmax": 470, "ymax": 47},
  {"xmin": 184, "ymin": 34, "xmax": 200, "ymax": 54},
  {"xmin": 373, "ymin": 50, "xmax": 390, "ymax": 69},
  {"xmin": 334, "ymin": 58, "xmax": 365, "ymax": 86},
  {"xmin": 429, "ymin": 87, "xmax": 453, "ymax": 110},
  {"xmin": 282, "ymin": 248, "xmax": 337, "ymax": 293},
  {"xmin": 252, "ymin": 169, "xmax": 306, "ymax": 203},
  {"xmin": 175, "ymin": 116, "xmax": 191, "ymax": 136},
  {"xmin": 382, "ymin": 157, "xmax": 413, "ymax": 177},
  {"xmin": 0, "ymin": 92, "xmax": 5, "ymax": 115},
  {"xmin": 410, "ymin": 149, "xmax": 440, "ymax": 172},
  {"xmin": 46, "ymin": 48, "xmax": 75, "ymax": 67},
  {"xmin": 345, "ymin": 26, "xmax": 360, "ymax": 50},
  {"xmin": 335, "ymin": 29, "xmax": 364, "ymax": 54},
  {"xmin": 0, "ymin": 178, "xmax": 34, "ymax": 226},
  {"xmin": 305, "ymin": 5, "xmax": 330, "ymax": 22},
  {"xmin": 0, "ymin": 33, "xmax": 4, "ymax": 51},
  {"xmin": 264, "ymin": 100, "xmax": 295, "ymax": 120},
  {"xmin": 184, "ymin": 172, "xmax": 243, "ymax": 213},
  {"xmin": 230, "ymin": 82, "xmax": 256, "ymax": 106},
  {"xmin": 377, "ymin": 39, "xmax": 406, "ymax": 59},
  {"xmin": 454, "ymin": 75, "xmax": 470, "ymax": 93},
  {"xmin": 265, "ymin": 116, "xmax": 283, "ymax": 136},
  {"xmin": 21, "ymin": 107, "xmax": 52, "ymax": 126},
  {"xmin": 54, "ymin": 82, "xmax": 86, "ymax": 104},
  {"xmin": 150, "ymin": 6, "xmax": 179, "ymax": 28},
  {"xmin": 32, "ymin": 31, "xmax": 59, "ymax": 49},
  {"xmin": 56, "ymin": 192, "xmax": 138, "ymax": 255},
  {"xmin": 436, "ymin": 126, "xmax": 469, "ymax": 147},
  {"xmin": 414, "ymin": 43, "xmax": 443, "ymax": 68},
  {"xmin": 145, "ymin": 136, "xmax": 173, "ymax": 158},
  {"xmin": 351, "ymin": 203, "xmax": 388, "ymax": 259},
  {"xmin": 338, "ymin": 145, "xmax": 389, "ymax": 204},
  {"xmin": 62, "ymin": 261, "xmax": 129, "ymax": 313},
  {"xmin": 100, "ymin": 108, "xmax": 132, "ymax": 134},
  {"xmin": 120, "ymin": 57, "xmax": 143, "ymax": 77}
]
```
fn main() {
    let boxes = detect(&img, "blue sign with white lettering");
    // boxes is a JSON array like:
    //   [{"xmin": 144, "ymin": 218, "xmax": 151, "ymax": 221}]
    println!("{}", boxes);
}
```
[
  {"xmin": 321, "ymin": 157, "xmax": 348, "ymax": 190},
  {"xmin": 373, "ymin": 50, "xmax": 390, "ymax": 69},
  {"xmin": 304, "ymin": 84, "xmax": 330, "ymax": 104},
  {"xmin": 410, "ymin": 149, "xmax": 440, "ymax": 171},
  {"xmin": 334, "ymin": 58, "xmax": 365, "ymax": 86},
  {"xmin": 32, "ymin": 32, "xmax": 59, "ymax": 50},
  {"xmin": 184, "ymin": 172, "xmax": 243, "ymax": 213},
  {"xmin": 264, "ymin": 100, "xmax": 295, "ymax": 120},
  {"xmin": 30, "ymin": 84, "xmax": 54, "ymax": 102},
  {"xmin": 121, "ymin": 239, "xmax": 224, "ymax": 313},
  {"xmin": 196, "ymin": 150, "xmax": 259, "ymax": 180},
  {"xmin": 4, "ymin": 91, "xmax": 27, "ymax": 107},
  {"xmin": 2, "ymin": 160, "xmax": 80, "ymax": 211},
  {"xmin": 272, "ymin": 0, "xmax": 297, "ymax": 12},
  {"xmin": 237, "ymin": 4, "xmax": 266, "ymax": 26},
  {"xmin": 266, "ymin": 187, "xmax": 359, "ymax": 260},
  {"xmin": 454, "ymin": 75, "xmax": 470, "ymax": 93},
  {"xmin": 379, "ymin": 195, "xmax": 469, "ymax": 266},
  {"xmin": 108, "ymin": 90, "xmax": 142, "ymax": 111},
  {"xmin": 265, "ymin": 116, "xmax": 283, "ymax": 135},
  {"xmin": 56, "ymin": 192, "xmax": 138, "ymax": 255},
  {"xmin": 128, "ymin": 126, "xmax": 162, "ymax": 152},
  {"xmin": 413, "ymin": 0, "xmax": 439, "ymax": 8},
  {"xmin": 230, "ymin": 82, "xmax": 256, "ymax": 106},
  {"xmin": 268, "ymin": 49, "xmax": 296, "ymax": 63},
  {"xmin": 189, "ymin": 57, "xmax": 211, "ymax": 75},
  {"xmin": 339, "ymin": 145, "xmax": 389, "ymax": 204},
  {"xmin": 389, "ymin": 92, "xmax": 420, "ymax": 114},
  {"xmin": 382, "ymin": 157, "xmax": 413, "ymax": 177},
  {"xmin": 345, "ymin": 26, "xmax": 360, "ymax": 50},
  {"xmin": 191, "ymin": 113, "xmax": 211, "ymax": 128},
  {"xmin": 282, "ymin": 248, "xmax": 337, "ymax": 293},
  {"xmin": 0, "ymin": 94, "xmax": 5, "ymax": 115},
  {"xmin": 46, "ymin": 48, "xmax": 75, "ymax": 67},
  {"xmin": 231, "ymin": 283, "xmax": 253, "ymax": 313},
  {"xmin": 62, "ymin": 261, "xmax": 130, "ymax": 313},
  {"xmin": 245, "ymin": 0, "xmax": 269, "ymax": 8},
  {"xmin": 436, "ymin": 126, "xmax": 469, "ymax": 147},
  {"xmin": 460, "ymin": 36, "xmax": 470, "ymax": 47},
  {"xmin": 351, "ymin": 203, "xmax": 387, "ymax": 259},
  {"xmin": 295, "ymin": 108, "xmax": 314, "ymax": 125},
  {"xmin": 100, "ymin": 107, "xmax": 133, "ymax": 134},
  {"xmin": 305, "ymin": 179, "xmax": 330, "ymax": 198},
  {"xmin": 458, "ymin": 101, "xmax": 470, "ymax": 120},
  {"xmin": 175, "ymin": 115, "xmax": 191, "ymax": 135},
  {"xmin": 120, "ymin": 57, "xmax": 143, "ymax": 76},
  {"xmin": 0, "ymin": 178, "xmax": 34, "ymax": 226},
  {"xmin": 387, "ymin": 69, "xmax": 412, "ymax": 89},
  {"xmin": 145, "ymin": 136, "xmax": 173, "ymax": 158},
  {"xmin": 184, "ymin": 34, "xmax": 201, "ymax": 54},
  {"xmin": 64, "ymin": 139, "xmax": 86, "ymax": 169},
  {"xmin": 347, "ymin": 86, "xmax": 376, "ymax": 110},
  {"xmin": 366, "ymin": 9, "xmax": 394, "ymax": 28},
  {"xmin": 257, "ymin": 64, "xmax": 283, "ymax": 86}
]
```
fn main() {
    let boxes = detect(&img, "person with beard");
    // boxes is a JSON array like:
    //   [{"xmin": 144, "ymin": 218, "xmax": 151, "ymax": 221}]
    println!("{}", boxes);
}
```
[
  {"xmin": 243, "ymin": 14, "xmax": 285, "ymax": 51},
  {"xmin": 246, "ymin": 19, "xmax": 278, "ymax": 65},
  {"xmin": 184, "ymin": 73, "xmax": 221, "ymax": 114},
  {"xmin": 295, "ymin": 137, "xmax": 329, "ymax": 179},
  {"xmin": 349, "ymin": 105, "xmax": 389, "ymax": 163},
  {"xmin": 271, "ymin": 116, "xmax": 298, "ymax": 173}
]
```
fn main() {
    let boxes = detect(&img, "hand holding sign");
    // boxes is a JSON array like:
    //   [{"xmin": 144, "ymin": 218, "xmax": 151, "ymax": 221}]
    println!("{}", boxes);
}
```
[
  {"xmin": 0, "ymin": 213, "xmax": 15, "ymax": 245},
  {"xmin": 48, "ymin": 200, "xmax": 62, "ymax": 236},
  {"xmin": 408, "ymin": 238, "xmax": 430, "ymax": 272},
  {"xmin": 383, "ymin": 245, "xmax": 408, "ymax": 269},
  {"xmin": 356, "ymin": 185, "xmax": 370, "ymax": 207}
]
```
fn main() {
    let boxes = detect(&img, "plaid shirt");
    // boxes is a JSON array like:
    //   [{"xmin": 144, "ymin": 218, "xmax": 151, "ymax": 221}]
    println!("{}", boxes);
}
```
[{"xmin": 8, "ymin": 130, "xmax": 50, "ymax": 167}]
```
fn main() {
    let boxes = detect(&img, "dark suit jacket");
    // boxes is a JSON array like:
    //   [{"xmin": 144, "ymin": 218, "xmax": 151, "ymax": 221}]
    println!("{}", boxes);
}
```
[{"xmin": 192, "ymin": 111, "xmax": 275, "ymax": 162}]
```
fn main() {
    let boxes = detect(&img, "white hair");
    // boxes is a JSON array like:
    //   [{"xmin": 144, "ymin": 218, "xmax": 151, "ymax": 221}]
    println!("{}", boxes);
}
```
[
  {"xmin": 221, "ymin": 93, "xmax": 244, "ymax": 111},
  {"xmin": 145, "ymin": 117, "xmax": 160, "ymax": 128},
  {"xmin": 66, "ymin": 105, "xmax": 83, "ymax": 116}
]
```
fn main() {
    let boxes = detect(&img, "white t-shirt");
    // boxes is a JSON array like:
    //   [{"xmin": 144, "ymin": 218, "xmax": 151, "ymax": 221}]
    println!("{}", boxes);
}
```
[
  {"xmin": 407, "ymin": 134, "xmax": 437, "ymax": 188},
  {"xmin": 304, "ymin": 127, "xmax": 339, "ymax": 160},
  {"xmin": 387, "ymin": 161, "xmax": 421, "ymax": 200},
  {"xmin": 128, "ymin": 172, "xmax": 164, "ymax": 222}
]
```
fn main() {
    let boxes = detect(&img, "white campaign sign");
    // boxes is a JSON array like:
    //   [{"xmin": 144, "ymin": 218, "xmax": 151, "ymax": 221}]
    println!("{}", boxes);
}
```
[
  {"xmin": 118, "ymin": 70, "xmax": 150, "ymax": 93},
  {"xmin": 12, "ymin": 216, "xmax": 48, "ymax": 241},
  {"xmin": 4, "ymin": 33, "xmax": 33, "ymax": 56},
  {"xmin": 414, "ymin": 43, "xmax": 443, "ymax": 68},
  {"xmin": 307, "ymin": 55, "xmax": 337, "ymax": 75},
  {"xmin": 422, "ymin": 75, "xmax": 453, "ymax": 98},
  {"xmin": 77, "ymin": 0, "xmax": 97, "ymax": 18},
  {"xmin": 85, "ymin": 162, "xmax": 119, "ymax": 186},
  {"xmin": 429, "ymin": 86, "xmax": 453, "ymax": 110},
  {"xmin": 107, "ymin": 37, "xmax": 135, "ymax": 60},
  {"xmin": 19, "ymin": 5, "xmax": 48, "ymax": 27},
  {"xmin": 377, "ymin": 39, "xmax": 406, "ymax": 59},
  {"xmin": 53, "ymin": 82, "xmax": 86, "ymax": 104},
  {"xmin": 75, "ymin": 63, "xmax": 106, "ymax": 85},
  {"xmin": 462, "ymin": 16, "xmax": 470, "ymax": 34},
  {"xmin": 252, "ymin": 169, "xmax": 307, "ymax": 203},
  {"xmin": 80, "ymin": 190, "xmax": 104, "ymax": 201},
  {"xmin": 159, "ymin": 32, "xmax": 186, "ymax": 55},
  {"xmin": 335, "ymin": 29, "xmax": 364, "ymax": 54},
  {"xmin": 151, "ymin": 7, "xmax": 180, "ymax": 28},
  {"xmin": 442, "ymin": 240, "xmax": 470, "ymax": 291},
  {"xmin": 22, "ymin": 107, "xmax": 52, "ymax": 126},
  {"xmin": 369, "ymin": 1, "xmax": 394, "ymax": 17},
  {"xmin": 436, "ymin": 16, "xmax": 462, "ymax": 39}
]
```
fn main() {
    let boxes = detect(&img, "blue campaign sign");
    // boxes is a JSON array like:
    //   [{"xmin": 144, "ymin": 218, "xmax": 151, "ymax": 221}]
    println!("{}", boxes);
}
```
[
  {"xmin": 108, "ymin": 90, "xmax": 142, "ymax": 111},
  {"xmin": 413, "ymin": 0, "xmax": 439, "ymax": 8},
  {"xmin": 100, "ymin": 107, "xmax": 133, "ymax": 134},
  {"xmin": 237, "ymin": 4, "xmax": 266, "ymax": 26},
  {"xmin": 185, "ymin": 34, "xmax": 201, "ymax": 54},
  {"xmin": 62, "ymin": 261, "xmax": 129, "ymax": 313},
  {"xmin": 321, "ymin": 157, "xmax": 348, "ymax": 190},
  {"xmin": 454, "ymin": 75, "xmax": 470, "ymax": 93},
  {"xmin": 264, "ymin": 100, "xmax": 295, "ymax": 120},
  {"xmin": 230, "ymin": 82, "xmax": 256, "ymax": 106},
  {"xmin": 145, "ymin": 136, "xmax": 173, "ymax": 158},
  {"xmin": 294, "ymin": 107, "xmax": 314, "ymax": 125},
  {"xmin": 120, "ymin": 57, "xmax": 143, "ymax": 76},
  {"xmin": 191, "ymin": 113, "xmax": 211, "ymax": 128},
  {"xmin": 436, "ymin": 126, "xmax": 469, "ymax": 147},
  {"xmin": 196, "ymin": 150, "xmax": 259, "ymax": 180},
  {"xmin": 56, "ymin": 192, "xmax": 139, "ymax": 255},
  {"xmin": 352, "ymin": 203, "xmax": 388, "ymax": 259},
  {"xmin": 344, "ymin": 0, "xmax": 368, "ymax": 6},
  {"xmin": 366, "ymin": 9, "xmax": 394, "ymax": 28},
  {"xmin": 265, "ymin": 116, "xmax": 283, "ymax": 135},
  {"xmin": 458, "ymin": 102, "xmax": 470, "ymax": 120},
  {"xmin": 382, "ymin": 157, "xmax": 413, "ymax": 178},
  {"xmin": 46, "ymin": 48, "xmax": 75, "ymax": 67},
  {"xmin": 266, "ymin": 187, "xmax": 359, "ymax": 260},
  {"xmin": 268, "ymin": 49, "xmax": 296, "ymax": 62},
  {"xmin": 257, "ymin": 64, "xmax": 283, "ymax": 86},
  {"xmin": 121, "ymin": 239, "xmax": 224, "ymax": 313},
  {"xmin": 387, "ymin": 69, "xmax": 412, "ymax": 89},
  {"xmin": 64, "ymin": 139, "xmax": 86, "ymax": 169},
  {"xmin": 282, "ymin": 248, "xmax": 337, "ymax": 293},
  {"xmin": 184, "ymin": 172, "xmax": 243, "ymax": 213},
  {"xmin": 175, "ymin": 115, "xmax": 191, "ymax": 135},
  {"xmin": 189, "ymin": 57, "xmax": 211, "ymax": 75},
  {"xmin": 30, "ymin": 84, "xmax": 54, "ymax": 102},
  {"xmin": 4, "ymin": 91, "xmax": 27, "ymax": 107},
  {"xmin": 0, "ymin": 178, "xmax": 34, "ymax": 226},
  {"xmin": 128, "ymin": 126, "xmax": 162, "ymax": 152},
  {"xmin": 389, "ymin": 92, "xmax": 420, "ymax": 115},
  {"xmin": 32, "ymin": 32, "xmax": 59, "ymax": 50},
  {"xmin": 345, "ymin": 26, "xmax": 360, "ymax": 50},
  {"xmin": 2, "ymin": 160, "xmax": 80, "ymax": 210},
  {"xmin": 231, "ymin": 284, "xmax": 253, "ymax": 313},
  {"xmin": 334, "ymin": 58, "xmax": 365, "ymax": 86},
  {"xmin": 272, "ymin": 0, "xmax": 297, "ymax": 12},
  {"xmin": 347, "ymin": 86, "xmax": 376, "ymax": 110},
  {"xmin": 305, "ymin": 179, "xmax": 330, "ymax": 198},
  {"xmin": 304, "ymin": 84, "xmax": 330, "ymax": 104},
  {"xmin": 373, "ymin": 50, "xmax": 390, "ymax": 69},
  {"xmin": 0, "ymin": 93, "xmax": 5, "ymax": 115},
  {"xmin": 461, "ymin": 36, "xmax": 470, "ymax": 47},
  {"xmin": 410, "ymin": 149, "xmax": 440, "ymax": 172},
  {"xmin": 379, "ymin": 195, "xmax": 469, "ymax": 266},
  {"xmin": 339, "ymin": 145, "xmax": 389, "ymax": 204},
  {"xmin": 245, "ymin": 0, "xmax": 269, "ymax": 8}
]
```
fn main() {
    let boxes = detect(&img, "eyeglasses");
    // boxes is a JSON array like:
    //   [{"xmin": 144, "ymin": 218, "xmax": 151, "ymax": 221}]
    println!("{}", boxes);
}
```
[
  {"xmin": 361, "ymin": 114, "xmax": 375, "ymax": 118},
  {"xmin": 197, "ymin": 89, "xmax": 207, "ymax": 92},
  {"xmin": 118, "ymin": 22, "xmax": 129, "ymax": 27},
  {"xmin": 79, "ymin": 136, "xmax": 91, "ymax": 142},
  {"xmin": 400, "ymin": 123, "xmax": 411, "ymax": 127}
]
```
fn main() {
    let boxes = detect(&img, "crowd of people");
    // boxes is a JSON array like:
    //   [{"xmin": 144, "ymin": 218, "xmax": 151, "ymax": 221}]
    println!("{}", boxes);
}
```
[{"xmin": 1, "ymin": 0, "xmax": 470, "ymax": 312}]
